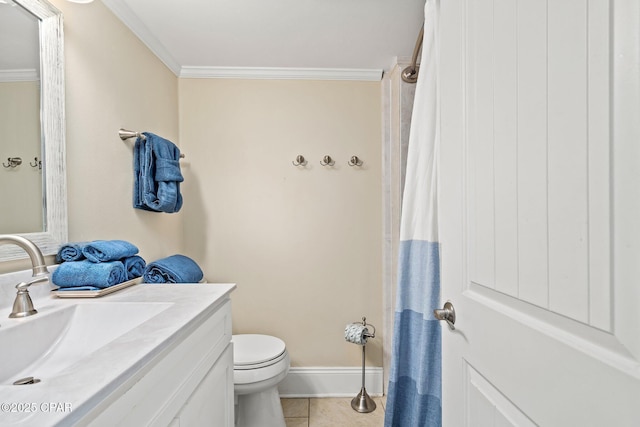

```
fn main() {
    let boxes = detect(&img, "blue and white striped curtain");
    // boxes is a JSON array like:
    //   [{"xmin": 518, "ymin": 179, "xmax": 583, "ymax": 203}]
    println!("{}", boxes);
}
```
[{"xmin": 384, "ymin": 0, "xmax": 441, "ymax": 426}]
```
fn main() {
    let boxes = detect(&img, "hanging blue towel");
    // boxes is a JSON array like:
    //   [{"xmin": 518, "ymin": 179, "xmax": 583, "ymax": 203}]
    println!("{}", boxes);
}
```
[
  {"xmin": 82, "ymin": 240, "xmax": 139, "ymax": 263},
  {"xmin": 56, "ymin": 241, "xmax": 88, "ymax": 262},
  {"xmin": 52, "ymin": 260, "xmax": 126, "ymax": 289},
  {"xmin": 123, "ymin": 255, "xmax": 146, "ymax": 280},
  {"xmin": 143, "ymin": 254, "xmax": 203, "ymax": 283},
  {"xmin": 134, "ymin": 132, "xmax": 184, "ymax": 213}
]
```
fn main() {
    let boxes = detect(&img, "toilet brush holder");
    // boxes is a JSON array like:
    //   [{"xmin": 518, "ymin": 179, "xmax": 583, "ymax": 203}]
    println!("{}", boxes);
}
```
[{"xmin": 344, "ymin": 317, "xmax": 376, "ymax": 413}]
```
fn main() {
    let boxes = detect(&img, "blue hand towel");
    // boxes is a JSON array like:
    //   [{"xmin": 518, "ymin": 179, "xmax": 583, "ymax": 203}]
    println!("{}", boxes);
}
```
[
  {"xmin": 52, "ymin": 260, "xmax": 126, "ymax": 289},
  {"xmin": 143, "ymin": 254, "xmax": 203, "ymax": 284},
  {"xmin": 82, "ymin": 240, "xmax": 139, "ymax": 263},
  {"xmin": 56, "ymin": 241, "xmax": 88, "ymax": 262},
  {"xmin": 123, "ymin": 255, "xmax": 146, "ymax": 280},
  {"xmin": 134, "ymin": 132, "xmax": 184, "ymax": 213}
]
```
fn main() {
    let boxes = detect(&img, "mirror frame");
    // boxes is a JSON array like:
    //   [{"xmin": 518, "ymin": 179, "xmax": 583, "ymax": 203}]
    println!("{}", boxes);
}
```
[{"xmin": 0, "ymin": 0, "xmax": 67, "ymax": 261}]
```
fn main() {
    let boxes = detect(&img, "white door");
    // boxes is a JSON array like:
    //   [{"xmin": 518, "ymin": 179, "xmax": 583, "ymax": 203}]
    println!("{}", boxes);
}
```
[{"xmin": 438, "ymin": 0, "xmax": 640, "ymax": 426}]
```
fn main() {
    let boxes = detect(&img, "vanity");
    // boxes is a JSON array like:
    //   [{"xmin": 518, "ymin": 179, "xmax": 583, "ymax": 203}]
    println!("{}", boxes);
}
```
[{"xmin": 0, "ymin": 281, "xmax": 236, "ymax": 426}]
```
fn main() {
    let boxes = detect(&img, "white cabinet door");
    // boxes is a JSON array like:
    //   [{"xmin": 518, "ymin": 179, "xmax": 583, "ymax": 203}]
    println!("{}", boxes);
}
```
[
  {"xmin": 176, "ymin": 345, "xmax": 234, "ymax": 427},
  {"xmin": 438, "ymin": 0, "xmax": 640, "ymax": 425}
]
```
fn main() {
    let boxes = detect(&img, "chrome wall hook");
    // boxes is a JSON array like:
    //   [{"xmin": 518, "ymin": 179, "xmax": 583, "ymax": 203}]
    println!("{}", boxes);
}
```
[
  {"xmin": 3, "ymin": 157, "xmax": 22, "ymax": 168},
  {"xmin": 320, "ymin": 155, "xmax": 335, "ymax": 166},
  {"xmin": 292, "ymin": 155, "xmax": 307, "ymax": 166},
  {"xmin": 348, "ymin": 156, "xmax": 363, "ymax": 167},
  {"xmin": 29, "ymin": 157, "xmax": 42, "ymax": 170}
]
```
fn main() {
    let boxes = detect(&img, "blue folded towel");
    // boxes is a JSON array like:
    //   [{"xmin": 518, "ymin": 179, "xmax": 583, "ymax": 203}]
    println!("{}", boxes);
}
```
[
  {"xmin": 143, "ymin": 254, "xmax": 203, "ymax": 283},
  {"xmin": 134, "ymin": 132, "xmax": 184, "ymax": 213},
  {"xmin": 56, "ymin": 241, "xmax": 88, "ymax": 262},
  {"xmin": 123, "ymin": 255, "xmax": 146, "ymax": 280},
  {"xmin": 52, "ymin": 260, "xmax": 126, "ymax": 289},
  {"xmin": 82, "ymin": 240, "xmax": 139, "ymax": 263}
]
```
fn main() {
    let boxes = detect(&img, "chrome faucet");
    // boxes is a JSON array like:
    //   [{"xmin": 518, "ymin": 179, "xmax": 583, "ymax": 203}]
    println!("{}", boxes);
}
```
[{"xmin": 0, "ymin": 235, "xmax": 51, "ymax": 318}]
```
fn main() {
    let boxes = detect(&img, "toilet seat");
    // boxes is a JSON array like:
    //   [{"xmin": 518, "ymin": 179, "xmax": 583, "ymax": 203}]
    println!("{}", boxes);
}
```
[
  {"xmin": 233, "ymin": 334, "xmax": 287, "ymax": 370},
  {"xmin": 232, "ymin": 334, "xmax": 290, "ymax": 386}
]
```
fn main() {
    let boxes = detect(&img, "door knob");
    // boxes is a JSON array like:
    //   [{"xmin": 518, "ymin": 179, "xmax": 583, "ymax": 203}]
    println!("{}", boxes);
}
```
[{"xmin": 434, "ymin": 301, "xmax": 456, "ymax": 330}]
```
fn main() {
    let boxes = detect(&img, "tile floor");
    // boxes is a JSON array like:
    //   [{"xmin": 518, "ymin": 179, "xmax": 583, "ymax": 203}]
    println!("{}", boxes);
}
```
[{"xmin": 282, "ymin": 397, "xmax": 386, "ymax": 427}]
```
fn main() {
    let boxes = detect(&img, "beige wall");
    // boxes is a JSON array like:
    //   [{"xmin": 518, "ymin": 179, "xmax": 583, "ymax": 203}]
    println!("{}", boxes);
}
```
[
  {"xmin": 1, "ymin": 1, "xmax": 385, "ymax": 369},
  {"xmin": 51, "ymin": 0, "xmax": 183, "ymax": 260},
  {"xmin": 0, "ymin": 81, "xmax": 43, "ymax": 234},
  {"xmin": 179, "ymin": 79, "xmax": 383, "ymax": 367}
]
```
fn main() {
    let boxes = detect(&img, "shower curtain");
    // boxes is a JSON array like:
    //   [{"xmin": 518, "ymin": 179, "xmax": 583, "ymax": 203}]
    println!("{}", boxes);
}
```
[{"xmin": 384, "ymin": 0, "xmax": 441, "ymax": 426}]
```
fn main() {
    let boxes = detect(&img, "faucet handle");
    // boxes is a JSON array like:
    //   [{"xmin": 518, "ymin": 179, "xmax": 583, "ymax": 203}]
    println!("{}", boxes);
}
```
[
  {"xmin": 16, "ymin": 275, "xmax": 48, "ymax": 291},
  {"xmin": 9, "ymin": 276, "xmax": 48, "ymax": 318}
]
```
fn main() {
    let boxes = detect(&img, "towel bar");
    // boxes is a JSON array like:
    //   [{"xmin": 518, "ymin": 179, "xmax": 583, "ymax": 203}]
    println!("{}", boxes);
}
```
[{"xmin": 118, "ymin": 129, "xmax": 185, "ymax": 158}]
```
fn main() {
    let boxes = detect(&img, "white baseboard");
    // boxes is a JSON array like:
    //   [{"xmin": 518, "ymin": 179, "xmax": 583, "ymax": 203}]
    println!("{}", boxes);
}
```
[{"xmin": 278, "ymin": 367, "xmax": 384, "ymax": 398}]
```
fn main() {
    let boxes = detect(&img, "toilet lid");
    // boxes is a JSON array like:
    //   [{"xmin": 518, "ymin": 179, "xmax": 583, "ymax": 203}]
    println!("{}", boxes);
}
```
[{"xmin": 233, "ymin": 334, "xmax": 287, "ymax": 367}]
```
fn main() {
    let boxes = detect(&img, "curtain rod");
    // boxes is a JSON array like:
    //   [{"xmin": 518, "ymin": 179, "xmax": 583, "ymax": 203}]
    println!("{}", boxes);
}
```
[{"xmin": 402, "ymin": 23, "xmax": 424, "ymax": 84}]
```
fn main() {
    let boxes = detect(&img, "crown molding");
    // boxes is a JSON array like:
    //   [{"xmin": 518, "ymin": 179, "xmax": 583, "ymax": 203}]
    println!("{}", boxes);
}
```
[
  {"xmin": 102, "ymin": 0, "xmax": 181, "ymax": 75},
  {"xmin": 0, "ymin": 69, "xmax": 39, "ymax": 82},
  {"xmin": 102, "ymin": 0, "xmax": 383, "ymax": 82},
  {"xmin": 179, "ymin": 66, "xmax": 383, "ymax": 81}
]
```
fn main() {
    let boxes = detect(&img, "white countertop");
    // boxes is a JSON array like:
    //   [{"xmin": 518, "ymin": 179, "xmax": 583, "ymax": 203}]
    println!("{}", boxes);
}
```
[{"xmin": 0, "ymin": 282, "xmax": 236, "ymax": 426}]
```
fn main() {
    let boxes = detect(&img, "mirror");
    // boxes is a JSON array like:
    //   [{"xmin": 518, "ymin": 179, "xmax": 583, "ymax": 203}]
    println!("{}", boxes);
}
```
[
  {"xmin": 0, "ymin": 0, "xmax": 67, "ymax": 261},
  {"xmin": 0, "ymin": 1, "xmax": 42, "ymax": 234}
]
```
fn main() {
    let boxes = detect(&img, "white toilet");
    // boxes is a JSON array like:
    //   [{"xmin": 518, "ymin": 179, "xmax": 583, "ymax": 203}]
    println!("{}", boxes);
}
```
[{"xmin": 232, "ymin": 334, "xmax": 290, "ymax": 427}]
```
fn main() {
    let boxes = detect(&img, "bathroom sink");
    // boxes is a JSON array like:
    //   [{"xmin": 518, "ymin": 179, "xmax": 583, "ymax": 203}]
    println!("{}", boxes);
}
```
[
  {"xmin": 0, "ymin": 282, "xmax": 236, "ymax": 426},
  {"xmin": 0, "ymin": 301, "xmax": 172, "ymax": 384}
]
